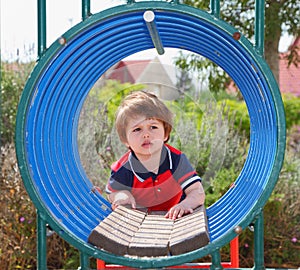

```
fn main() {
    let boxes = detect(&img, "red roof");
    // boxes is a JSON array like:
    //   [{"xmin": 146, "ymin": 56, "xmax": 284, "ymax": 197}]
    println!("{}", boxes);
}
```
[
  {"xmin": 107, "ymin": 60, "xmax": 151, "ymax": 84},
  {"xmin": 279, "ymin": 36, "xmax": 300, "ymax": 96}
]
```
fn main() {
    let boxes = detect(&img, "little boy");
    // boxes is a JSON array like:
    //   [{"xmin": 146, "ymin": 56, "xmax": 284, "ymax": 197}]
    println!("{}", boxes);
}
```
[{"xmin": 105, "ymin": 91, "xmax": 205, "ymax": 220}]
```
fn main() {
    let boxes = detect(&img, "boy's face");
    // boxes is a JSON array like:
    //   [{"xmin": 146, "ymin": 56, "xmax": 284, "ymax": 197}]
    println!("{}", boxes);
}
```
[{"xmin": 125, "ymin": 116, "xmax": 168, "ymax": 161}]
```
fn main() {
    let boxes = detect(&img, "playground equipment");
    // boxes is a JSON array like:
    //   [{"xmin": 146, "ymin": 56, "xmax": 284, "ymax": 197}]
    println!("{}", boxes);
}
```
[{"xmin": 15, "ymin": 0, "xmax": 286, "ymax": 269}]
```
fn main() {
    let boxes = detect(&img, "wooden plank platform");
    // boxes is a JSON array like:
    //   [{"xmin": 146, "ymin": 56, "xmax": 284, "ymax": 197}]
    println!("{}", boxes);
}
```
[{"xmin": 88, "ymin": 205, "xmax": 210, "ymax": 257}]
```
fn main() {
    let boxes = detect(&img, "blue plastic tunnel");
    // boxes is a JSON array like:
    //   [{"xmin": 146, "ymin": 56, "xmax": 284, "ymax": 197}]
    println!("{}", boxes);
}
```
[{"xmin": 15, "ymin": 2, "xmax": 285, "ymax": 268}]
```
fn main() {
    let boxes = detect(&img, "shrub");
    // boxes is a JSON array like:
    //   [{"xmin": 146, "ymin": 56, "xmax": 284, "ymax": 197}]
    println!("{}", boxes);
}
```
[
  {"xmin": 0, "ymin": 144, "xmax": 36, "ymax": 269},
  {"xmin": 264, "ymin": 125, "xmax": 300, "ymax": 267},
  {"xmin": 222, "ymin": 95, "xmax": 300, "ymax": 139},
  {"xmin": 1, "ymin": 62, "xmax": 34, "ymax": 145},
  {"xmin": 220, "ymin": 99, "xmax": 250, "ymax": 137},
  {"xmin": 283, "ymin": 95, "xmax": 300, "ymax": 129},
  {"xmin": 0, "ymin": 144, "xmax": 81, "ymax": 269}
]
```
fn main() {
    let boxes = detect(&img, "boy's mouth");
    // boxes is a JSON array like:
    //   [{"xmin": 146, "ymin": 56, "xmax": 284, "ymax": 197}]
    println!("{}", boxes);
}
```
[{"xmin": 142, "ymin": 141, "xmax": 152, "ymax": 147}]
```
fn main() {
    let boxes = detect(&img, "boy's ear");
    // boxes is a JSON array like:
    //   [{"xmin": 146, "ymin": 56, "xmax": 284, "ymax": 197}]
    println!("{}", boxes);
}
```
[
  {"xmin": 164, "ymin": 133, "xmax": 169, "ymax": 143},
  {"xmin": 123, "ymin": 140, "xmax": 130, "ymax": 148}
]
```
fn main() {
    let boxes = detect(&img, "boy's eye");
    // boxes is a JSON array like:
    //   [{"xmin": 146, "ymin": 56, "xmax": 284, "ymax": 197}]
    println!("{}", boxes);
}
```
[
  {"xmin": 151, "ymin": 125, "xmax": 158, "ymax": 129},
  {"xmin": 132, "ymin": 127, "xmax": 141, "ymax": 132}
]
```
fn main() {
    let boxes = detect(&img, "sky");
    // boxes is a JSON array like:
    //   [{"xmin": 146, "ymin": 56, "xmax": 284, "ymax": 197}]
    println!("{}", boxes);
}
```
[
  {"xmin": 1, "ymin": 0, "xmax": 122, "ymax": 61},
  {"xmin": 1, "ymin": 0, "xmax": 294, "ymax": 63},
  {"xmin": 1, "ymin": 0, "xmax": 180, "ymax": 63}
]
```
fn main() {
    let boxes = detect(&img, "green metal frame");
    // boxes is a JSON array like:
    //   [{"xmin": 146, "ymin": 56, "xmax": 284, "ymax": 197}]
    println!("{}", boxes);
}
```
[{"xmin": 29, "ymin": 0, "xmax": 278, "ymax": 269}]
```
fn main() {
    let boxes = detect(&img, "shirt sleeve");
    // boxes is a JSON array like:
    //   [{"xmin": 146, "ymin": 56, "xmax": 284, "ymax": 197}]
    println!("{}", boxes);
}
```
[
  {"xmin": 172, "ymin": 153, "xmax": 201, "ymax": 190},
  {"xmin": 105, "ymin": 166, "xmax": 133, "ymax": 194}
]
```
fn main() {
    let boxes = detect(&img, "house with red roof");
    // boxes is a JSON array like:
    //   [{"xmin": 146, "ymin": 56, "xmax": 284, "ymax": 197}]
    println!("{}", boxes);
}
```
[
  {"xmin": 103, "ymin": 57, "xmax": 180, "ymax": 100},
  {"xmin": 279, "ymin": 36, "xmax": 300, "ymax": 96},
  {"xmin": 103, "ymin": 37, "xmax": 300, "ymax": 97},
  {"xmin": 105, "ymin": 59, "xmax": 152, "ymax": 84}
]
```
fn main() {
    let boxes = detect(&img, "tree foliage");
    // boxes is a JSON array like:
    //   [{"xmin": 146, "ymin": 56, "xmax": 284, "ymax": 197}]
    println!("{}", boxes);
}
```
[{"xmin": 178, "ymin": 0, "xmax": 300, "ymax": 90}]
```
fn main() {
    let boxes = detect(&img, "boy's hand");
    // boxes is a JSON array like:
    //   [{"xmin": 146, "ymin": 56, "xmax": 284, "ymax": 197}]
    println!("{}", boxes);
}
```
[
  {"xmin": 165, "ymin": 181, "xmax": 205, "ymax": 220},
  {"xmin": 165, "ymin": 203, "xmax": 193, "ymax": 220},
  {"xmin": 109, "ymin": 190, "xmax": 136, "ymax": 210}
]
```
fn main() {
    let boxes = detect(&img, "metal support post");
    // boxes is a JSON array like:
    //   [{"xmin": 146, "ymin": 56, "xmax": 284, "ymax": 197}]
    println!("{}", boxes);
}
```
[
  {"xmin": 82, "ymin": 0, "xmax": 91, "ymax": 21},
  {"xmin": 210, "ymin": 0, "xmax": 220, "ymax": 18},
  {"xmin": 37, "ymin": 211, "xmax": 47, "ymax": 270},
  {"xmin": 253, "ymin": 211, "xmax": 265, "ymax": 270},
  {"xmin": 79, "ymin": 252, "xmax": 90, "ymax": 269},
  {"xmin": 210, "ymin": 249, "xmax": 224, "ymax": 270},
  {"xmin": 37, "ymin": 0, "xmax": 47, "ymax": 57},
  {"xmin": 255, "ymin": 0, "xmax": 265, "ymax": 56}
]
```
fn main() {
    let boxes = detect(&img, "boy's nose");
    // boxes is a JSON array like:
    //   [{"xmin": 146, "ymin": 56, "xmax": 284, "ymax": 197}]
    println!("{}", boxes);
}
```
[{"xmin": 143, "ymin": 132, "xmax": 150, "ymax": 138}]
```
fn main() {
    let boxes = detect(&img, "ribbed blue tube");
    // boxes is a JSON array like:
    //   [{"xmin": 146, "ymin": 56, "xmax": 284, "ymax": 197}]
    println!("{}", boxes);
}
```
[{"xmin": 16, "ymin": 3, "xmax": 285, "ymax": 267}]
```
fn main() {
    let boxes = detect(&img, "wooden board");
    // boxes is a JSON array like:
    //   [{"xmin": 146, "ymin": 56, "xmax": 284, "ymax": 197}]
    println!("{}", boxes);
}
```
[{"xmin": 88, "ymin": 205, "xmax": 210, "ymax": 256}]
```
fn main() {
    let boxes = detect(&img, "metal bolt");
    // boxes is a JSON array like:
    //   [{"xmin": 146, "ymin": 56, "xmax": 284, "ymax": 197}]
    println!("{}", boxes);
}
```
[
  {"xmin": 58, "ymin": 36, "xmax": 66, "ymax": 45},
  {"xmin": 234, "ymin": 225, "xmax": 243, "ymax": 234},
  {"xmin": 233, "ymin": 32, "xmax": 241, "ymax": 40}
]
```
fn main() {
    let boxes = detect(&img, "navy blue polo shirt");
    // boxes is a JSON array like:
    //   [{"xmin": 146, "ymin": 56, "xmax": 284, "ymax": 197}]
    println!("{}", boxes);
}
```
[{"xmin": 105, "ymin": 144, "xmax": 201, "ymax": 211}]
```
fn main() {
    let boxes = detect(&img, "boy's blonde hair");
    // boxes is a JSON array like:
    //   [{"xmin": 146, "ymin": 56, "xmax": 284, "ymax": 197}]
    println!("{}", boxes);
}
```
[{"xmin": 115, "ymin": 91, "xmax": 173, "ymax": 143}]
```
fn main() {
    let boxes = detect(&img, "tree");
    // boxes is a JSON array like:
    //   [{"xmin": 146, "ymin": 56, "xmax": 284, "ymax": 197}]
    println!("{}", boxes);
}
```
[
  {"xmin": 265, "ymin": 0, "xmax": 300, "ymax": 80},
  {"xmin": 180, "ymin": 0, "xmax": 300, "ymax": 86},
  {"xmin": 175, "ymin": 53, "xmax": 195, "ymax": 96}
]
